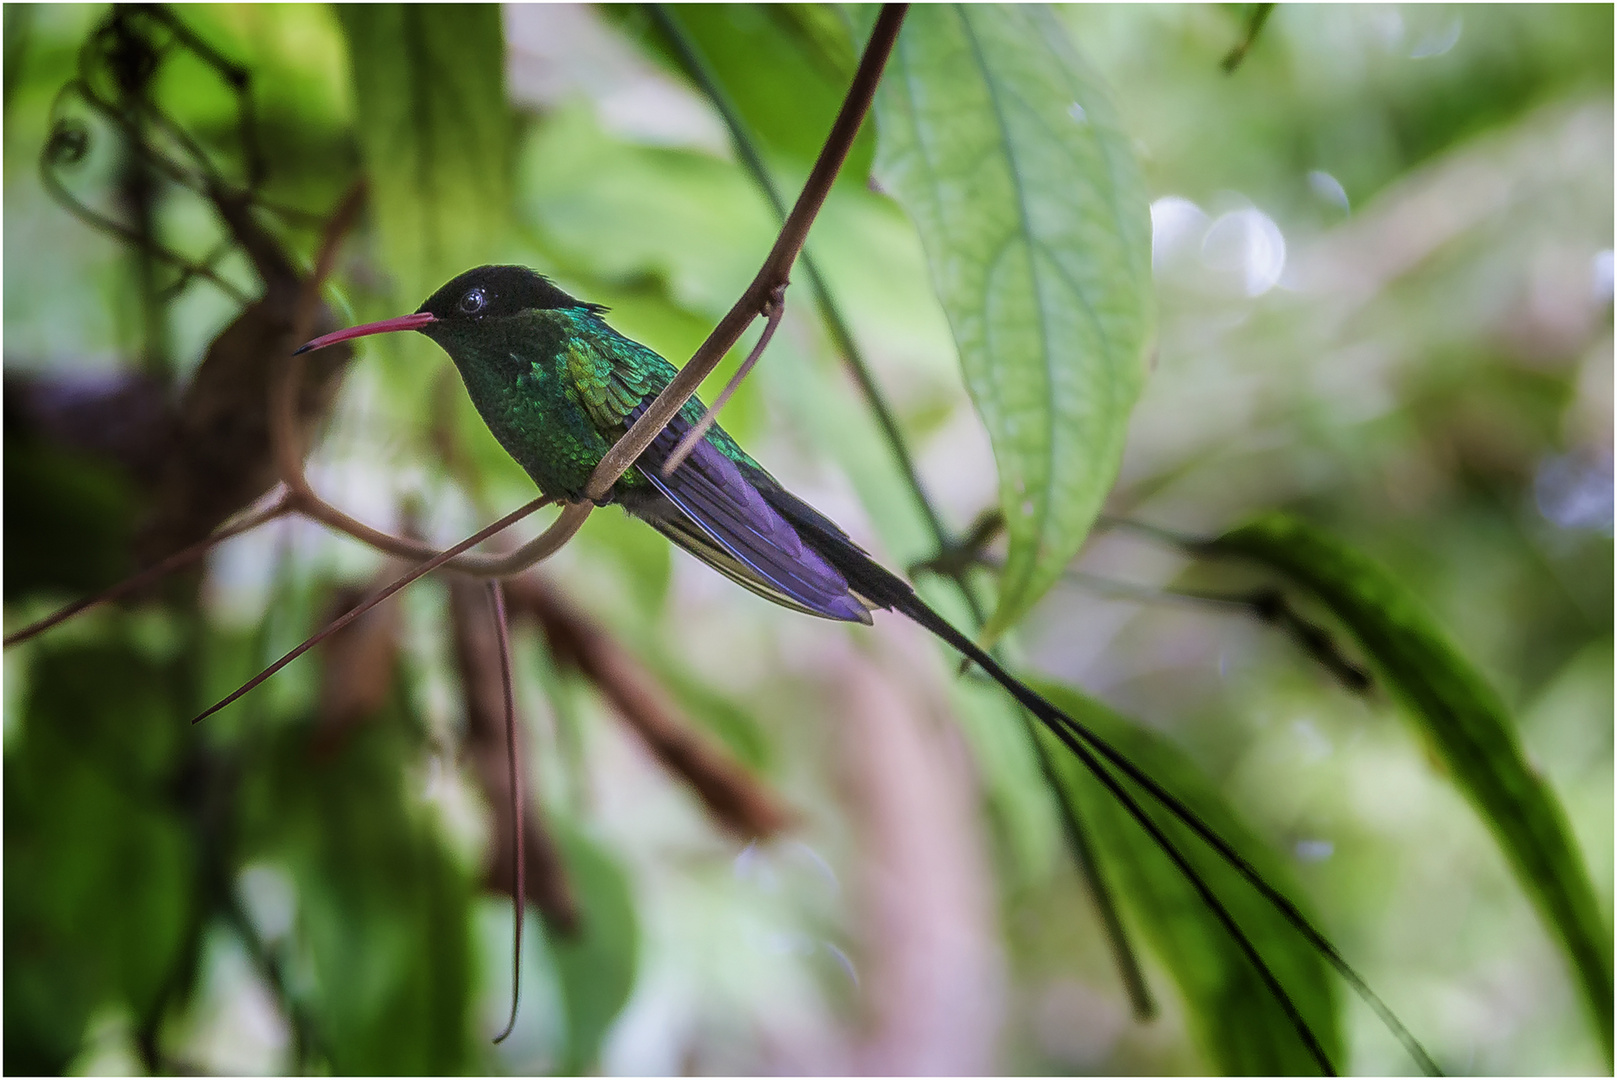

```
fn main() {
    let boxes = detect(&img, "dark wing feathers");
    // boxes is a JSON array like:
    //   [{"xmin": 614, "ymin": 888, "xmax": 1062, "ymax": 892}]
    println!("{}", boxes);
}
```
[
  {"xmin": 627, "ymin": 407, "xmax": 873, "ymax": 624},
  {"xmin": 752, "ymin": 479, "xmax": 918, "ymax": 611}
]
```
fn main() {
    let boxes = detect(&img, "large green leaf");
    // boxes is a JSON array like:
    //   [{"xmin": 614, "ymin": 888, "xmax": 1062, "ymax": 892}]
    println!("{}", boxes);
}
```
[
  {"xmin": 1210, "ymin": 512, "xmax": 1614, "ymax": 1061},
  {"xmin": 337, "ymin": 5, "xmax": 509, "ymax": 306},
  {"xmin": 1030, "ymin": 681, "xmax": 1344, "ymax": 1075},
  {"xmin": 873, "ymin": 4, "xmax": 1155, "ymax": 640}
]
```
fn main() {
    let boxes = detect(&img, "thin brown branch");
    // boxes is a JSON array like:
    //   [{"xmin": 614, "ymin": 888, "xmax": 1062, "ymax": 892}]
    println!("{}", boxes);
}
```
[
  {"xmin": 191, "ymin": 495, "xmax": 551, "ymax": 725},
  {"xmin": 661, "ymin": 284, "xmax": 787, "ymax": 477},
  {"xmin": 582, "ymin": 4, "xmax": 907, "ymax": 504},
  {"xmin": 488, "ymin": 579, "xmax": 525, "ymax": 1046},
  {"xmin": 4, "ymin": 492, "xmax": 293, "ymax": 648},
  {"xmin": 449, "ymin": 578, "xmax": 579, "ymax": 933},
  {"xmin": 257, "ymin": 7, "xmax": 905, "ymax": 585},
  {"xmin": 505, "ymin": 574, "xmax": 793, "ymax": 839},
  {"xmin": 909, "ymin": 508, "xmax": 1006, "ymax": 580},
  {"xmin": 982, "ymin": 554, "xmax": 1375, "ymax": 693}
]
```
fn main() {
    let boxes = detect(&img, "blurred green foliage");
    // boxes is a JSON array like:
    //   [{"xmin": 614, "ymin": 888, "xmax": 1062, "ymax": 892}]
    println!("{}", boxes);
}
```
[
  {"xmin": 1212, "ymin": 511, "xmax": 1612, "ymax": 1057},
  {"xmin": 3, "ymin": 3, "xmax": 1611, "ymax": 1076}
]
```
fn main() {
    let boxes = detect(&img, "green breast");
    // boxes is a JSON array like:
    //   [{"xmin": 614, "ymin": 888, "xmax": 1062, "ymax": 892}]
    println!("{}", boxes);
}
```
[{"xmin": 426, "ymin": 307, "xmax": 760, "ymax": 503}]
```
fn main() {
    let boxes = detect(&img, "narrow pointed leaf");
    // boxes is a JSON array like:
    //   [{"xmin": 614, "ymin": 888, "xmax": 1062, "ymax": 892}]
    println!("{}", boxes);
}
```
[
  {"xmin": 1030, "ymin": 680, "xmax": 1344, "ymax": 1075},
  {"xmin": 873, "ymin": 4, "xmax": 1155, "ymax": 639},
  {"xmin": 1210, "ymin": 512, "xmax": 1613, "ymax": 1062}
]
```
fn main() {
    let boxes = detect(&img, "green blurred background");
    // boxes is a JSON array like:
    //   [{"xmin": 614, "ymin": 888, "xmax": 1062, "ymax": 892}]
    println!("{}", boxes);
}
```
[{"xmin": 3, "ymin": 4, "xmax": 1611, "ymax": 1074}]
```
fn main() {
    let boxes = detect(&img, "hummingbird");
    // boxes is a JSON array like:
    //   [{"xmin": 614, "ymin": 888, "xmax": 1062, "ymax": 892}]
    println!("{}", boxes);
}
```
[
  {"xmin": 295, "ymin": 265, "xmax": 1419, "ymax": 1076},
  {"xmin": 295, "ymin": 264, "xmax": 1120, "ymax": 786},
  {"xmin": 298, "ymin": 264, "xmax": 955, "ymax": 632}
]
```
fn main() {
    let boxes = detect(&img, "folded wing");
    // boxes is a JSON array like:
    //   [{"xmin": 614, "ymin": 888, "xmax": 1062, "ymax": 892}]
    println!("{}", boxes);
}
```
[{"xmin": 624, "ymin": 408, "xmax": 873, "ymax": 624}]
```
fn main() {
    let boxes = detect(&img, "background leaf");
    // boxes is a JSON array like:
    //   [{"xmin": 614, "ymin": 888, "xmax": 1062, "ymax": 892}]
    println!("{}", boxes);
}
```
[
  {"xmin": 241, "ymin": 716, "xmax": 476, "ymax": 1074},
  {"xmin": 629, "ymin": 3, "xmax": 874, "ymax": 189},
  {"xmin": 1209, "ymin": 512, "xmax": 1614, "ymax": 1061},
  {"xmin": 548, "ymin": 827, "xmax": 639, "ymax": 1074},
  {"xmin": 336, "ymin": 5, "xmax": 510, "ymax": 306},
  {"xmin": 1030, "ymin": 680, "xmax": 1344, "ymax": 1075},
  {"xmin": 872, "ymin": 3, "xmax": 1155, "ymax": 639},
  {"xmin": 5, "ymin": 636, "xmax": 195, "ymax": 1075}
]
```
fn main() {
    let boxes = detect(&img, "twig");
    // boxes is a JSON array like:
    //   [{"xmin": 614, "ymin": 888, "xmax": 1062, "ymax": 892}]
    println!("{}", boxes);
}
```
[
  {"xmin": 910, "ymin": 508, "xmax": 1005, "ymax": 579},
  {"xmin": 488, "ymin": 580, "xmax": 525, "ymax": 1045},
  {"xmin": 40, "ymin": 88, "xmax": 250, "ymax": 305},
  {"xmin": 191, "ymin": 496, "xmax": 551, "ymax": 724},
  {"xmin": 646, "ymin": 4, "xmax": 959, "ymax": 571},
  {"xmin": 582, "ymin": 5, "xmax": 908, "ymax": 508},
  {"xmin": 222, "ymin": 892, "xmax": 323, "ymax": 1070},
  {"xmin": 1221, "ymin": 3, "xmax": 1275, "ymax": 74},
  {"xmin": 661, "ymin": 284, "xmax": 786, "ymax": 476},
  {"xmin": 979, "ymin": 557, "xmax": 1376, "ymax": 694},
  {"xmin": 1095, "ymin": 513, "xmax": 1211, "ymax": 553},
  {"xmin": 4, "ymin": 492, "xmax": 293, "ymax": 648},
  {"xmin": 262, "ymin": 9, "xmax": 907, "ymax": 586}
]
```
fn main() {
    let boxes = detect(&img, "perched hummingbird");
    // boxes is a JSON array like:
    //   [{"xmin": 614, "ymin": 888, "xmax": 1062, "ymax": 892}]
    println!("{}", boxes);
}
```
[
  {"xmin": 301, "ymin": 266, "xmax": 952, "ymax": 627},
  {"xmin": 296, "ymin": 265, "xmax": 1413, "ymax": 1074},
  {"xmin": 297, "ymin": 263, "xmax": 1086, "ymax": 760}
]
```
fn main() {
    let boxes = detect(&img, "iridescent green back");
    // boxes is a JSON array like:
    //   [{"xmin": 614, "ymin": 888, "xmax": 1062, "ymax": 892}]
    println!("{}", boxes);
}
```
[{"xmin": 424, "ymin": 307, "xmax": 759, "ymax": 502}]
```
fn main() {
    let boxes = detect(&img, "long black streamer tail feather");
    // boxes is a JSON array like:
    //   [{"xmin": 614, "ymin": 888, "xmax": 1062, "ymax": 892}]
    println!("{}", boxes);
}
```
[
  {"xmin": 763, "ymin": 485, "xmax": 1439, "ymax": 1075},
  {"xmin": 887, "ymin": 589, "xmax": 1439, "ymax": 1076}
]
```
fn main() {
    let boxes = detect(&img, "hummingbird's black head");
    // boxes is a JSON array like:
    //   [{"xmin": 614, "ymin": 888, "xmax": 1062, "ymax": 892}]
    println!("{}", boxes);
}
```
[
  {"xmin": 417, "ymin": 265, "xmax": 607, "ymax": 323},
  {"xmin": 293, "ymin": 265, "xmax": 607, "ymax": 356}
]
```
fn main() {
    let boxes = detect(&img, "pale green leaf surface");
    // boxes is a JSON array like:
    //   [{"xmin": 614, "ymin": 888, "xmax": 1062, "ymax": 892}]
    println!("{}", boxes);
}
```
[
  {"xmin": 1030, "ymin": 680, "xmax": 1344, "ymax": 1075},
  {"xmin": 873, "ymin": 4, "xmax": 1154, "ymax": 639},
  {"xmin": 1211, "ymin": 512, "xmax": 1614, "ymax": 1061}
]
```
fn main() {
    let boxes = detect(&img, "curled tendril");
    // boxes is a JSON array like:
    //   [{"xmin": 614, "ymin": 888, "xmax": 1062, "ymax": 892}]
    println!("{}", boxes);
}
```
[
  {"xmin": 45, "ymin": 118, "xmax": 90, "ymax": 167},
  {"xmin": 40, "ymin": 82, "xmax": 251, "ymax": 306},
  {"xmin": 37, "ymin": 5, "xmax": 319, "ymax": 311}
]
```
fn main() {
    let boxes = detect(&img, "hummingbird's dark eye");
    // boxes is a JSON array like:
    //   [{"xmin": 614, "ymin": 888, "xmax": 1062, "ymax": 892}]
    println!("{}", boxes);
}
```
[{"xmin": 458, "ymin": 288, "xmax": 488, "ymax": 316}]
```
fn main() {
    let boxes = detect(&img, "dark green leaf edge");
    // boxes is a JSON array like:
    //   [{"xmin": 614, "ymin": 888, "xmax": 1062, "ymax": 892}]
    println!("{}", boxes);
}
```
[
  {"xmin": 1030, "ymin": 680, "xmax": 1344, "ymax": 1075},
  {"xmin": 1210, "ymin": 511, "xmax": 1614, "ymax": 1063}
]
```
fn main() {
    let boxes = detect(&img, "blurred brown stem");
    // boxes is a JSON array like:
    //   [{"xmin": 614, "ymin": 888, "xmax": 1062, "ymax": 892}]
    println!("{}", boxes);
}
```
[{"xmin": 504, "ymin": 574, "xmax": 793, "ymax": 839}]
